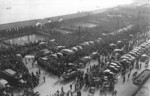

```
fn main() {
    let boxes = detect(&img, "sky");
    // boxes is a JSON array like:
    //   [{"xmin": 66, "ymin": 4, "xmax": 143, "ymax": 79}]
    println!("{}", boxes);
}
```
[{"xmin": 0, "ymin": 0, "xmax": 133, "ymax": 24}]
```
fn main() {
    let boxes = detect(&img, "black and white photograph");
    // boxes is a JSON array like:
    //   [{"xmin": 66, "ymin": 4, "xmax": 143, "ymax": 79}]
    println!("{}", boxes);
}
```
[{"xmin": 0, "ymin": 0, "xmax": 150, "ymax": 96}]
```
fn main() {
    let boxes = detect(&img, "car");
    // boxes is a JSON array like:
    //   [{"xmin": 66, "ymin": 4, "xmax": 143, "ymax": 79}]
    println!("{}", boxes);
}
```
[{"xmin": 133, "ymin": 69, "xmax": 150, "ymax": 86}]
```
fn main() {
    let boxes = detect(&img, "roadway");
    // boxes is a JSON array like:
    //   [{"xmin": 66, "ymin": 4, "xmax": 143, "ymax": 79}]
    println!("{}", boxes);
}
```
[{"xmin": 23, "ymin": 57, "xmax": 150, "ymax": 96}]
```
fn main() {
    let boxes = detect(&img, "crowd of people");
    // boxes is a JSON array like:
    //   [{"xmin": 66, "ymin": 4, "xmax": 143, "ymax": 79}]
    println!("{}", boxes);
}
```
[
  {"xmin": 36, "ymin": 24, "xmax": 150, "ymax": 96},
  {"xmin": 0, "ymin": 23, "xmax": 149, "ymax": 96},
  {"xmin": 36, "ymin": 25, "xmax": 134, "ymax": 79},
  {"xmin": 0, "ymin": 8, "xmax": 149, "ymax": 96}
]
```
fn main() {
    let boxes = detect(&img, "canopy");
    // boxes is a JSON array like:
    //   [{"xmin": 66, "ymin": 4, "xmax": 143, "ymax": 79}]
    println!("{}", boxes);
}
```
[
  {"xmin": 129, "ymin": 52, "xmax": 139, "ymax": 57},
  {"xmin": 98, "ymin": 38, "xmax": 102, "ymax": 41},
  {"xmin": 109, "ymin": 43, "xmax": 116, "ymax": 48},
  {"xmin": 109, "ymin": 65, "xmax": 116, "ymax": 68},
  {"xmin": 104, "ymin": 69, "xmax": 111, "ymax": 73},
  {"xmin": 95, "ymin": 39, "xmax": 101, "ymax": 44},
  {"xmin": 61, "ymin": 49, "xmax": 74, "ymax": 55},
  {"xmin": 110, "ymin": 63, "xmax": 118, "ymax": 66},
  {"xmin": 25, "ymin": 55, "xmax": 35, "ymax": 59},
  {"xmin": 123, "ymin": 54, "xmax": 135, "ymax": 59},
  {"xmin": 117, "ymin": 41, "xmax": 122, "ymax": 44},
  {"xmin": 81, "ymin": 42, "xmax": 90, "ymax": 46},
  {"xmin": 35, "ymin": 22, "xmax": 42, "ymax": 27},
  {"xmin": 0, "ymin": 79, "xmax": 8, "ymax": 89},
  {"xmin": 89, "ymin": 41, "xmax": 94, "ymax": 45},
  {"xmin": 59, "ymin": 18, "xmax": 63, "ymax": 22},
  {"xmin": 113, "ymin": 49, "xmax": 122, "ymax": 53},
  {"xmin": 104, "ymin": 76, "xmax": 108, "ymax": 80},
  {"xmin": 44, "ymin": 51, "xmax": 51, "ymax": 54},
  {"xmin": 49, "ymin": 39, "xmax": 55, "ymax": 42},
  {"xmin": 39, "ymin": 42, "xmax": 45, "ymax": 45},
  {"xmin": 68, "ymin": 63, "xmax": 74, "ymax": 66},
  {"xmin": 42, "ymin": 49, "xmax": 51, "ymax": 54},
  {"xmin": 56, "ymin": 46, "xmax": 65, "ymax": 50},
  {"xmin": 140, "ymin": 54, "xmax": 149, "ymax": 62},
  {"xmin": 140, "ymin": 45, "xmax": 147, "ymax": 48},
  {"xmin": 71, "ymin": 47, "xmax": 78, "ymax": 52},
  {"xmin": 118, "ymin": 29, "xmax": 123, "ymax": 33},
  {"xmin": 41, "ymin": 57, "xmax": 48, "ymax": 60},
  {"xmin": 140, "ymin": 44, "xmax": 147, "ymax": 48},
  {"xmin": 81, "ymin": 56, "xmax": 91, "ymax": 61},
  {"xmin": 42, "ymin": 49, "xmax": 49, "ymax": 52},
  {"xmin": 113, "ymin": 61, "xmax": 121, "ymax": 66},
  {"xmin": 16, "ymin": 54, "xmax": 22, "ymax": 57},
  {"xmin": 122, "ymin": 55, "xmax": 129, "ymax": 60},
  {"xmin": 129, "ymin": 34, "xmax": 133, "ymax": 37},
  {"xmin": 102, "ymin": 33, "xmax": 107, "ymax": 36},
  {"xmin": 4, "ymin": 69, "xmax": 16, "ymax": 76},
  {"xmin": 109, "ymin": 66, "xmax": 118, "ymax": 70},
  {"xmin": 131, "ymin": 49, "xmax": 142, "ymax": 53},
  {"xmin": 56, "ymin": 53, "xmax": 63, "ymax": 56},
  {"xmin": 110, "ymin": 64, "xmax": 120, "ymax": 68},
  {"xmin": 51, "ymin": 54, "xmax": 58, "ymax": 58},
  {"xmin": 109, "ymin": 33, "xmax": 114, "ymax": 36},
  {"xmin": 108, "ymin": 71, "xmax": 115, "ymax": 75},
  {"xmin": 77, "ymin": 46, "xmax": 83, "ymax": 50},
  {"xmin": 48, "ymin": 20, "xmax": 52, "ymax": 23},
  {"xmin": 127, "ymin": 54, "xmax": 136, "ymax": 60},
  {"xmin": 82, "ymin": 56, "xmax": 91, "ymax": 59},
  {"xmin": 92, "ymin": 52, "xmax": 98, "ymax": 55},
  {"xmin": 19, "ymin": 79, "xmax": 26, "ymax": 83},
  {"xmin": 141, "ymin": 54, "xmax": 148, "ymax": 57},
  {"xmin": 120, "ymin": 59, "xmax": 131, "ymax": 64}
]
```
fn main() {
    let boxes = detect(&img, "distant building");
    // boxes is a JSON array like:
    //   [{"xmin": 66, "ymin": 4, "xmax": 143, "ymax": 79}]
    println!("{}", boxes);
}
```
[
  {"xmin": 137, "ymin": 4, "xmax": 150, "ymax": 24},
  {"xmin": 111, "ymin": 4, "xmax": 150, "ymax": 19},
  {"xmin": 133, "ymin": 0, "xmax": 149, "ymax": 4}
]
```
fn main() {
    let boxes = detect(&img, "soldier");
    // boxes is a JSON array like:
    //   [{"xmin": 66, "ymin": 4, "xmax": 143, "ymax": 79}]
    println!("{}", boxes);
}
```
[
  {"xmin": 114, "ymin": 89, "xmax": 117, "ymax": 96},
  {"xmin": 123, "ymin": 75, "xmax": 125, "ymax": 83},
  {"xmin": 39, "ymin": 69, "xmax": 41, "ymax": 75},
  {"xmin": 127, "ymin": 73, "xmax": 130, "ymax": 81},
  {"xmin": 43, "ymin": 76, "xmax": 46, "ymax": 82},
  {"xmin": 77, "ymin": 90, "xmax": 81, "ymax": 96}
]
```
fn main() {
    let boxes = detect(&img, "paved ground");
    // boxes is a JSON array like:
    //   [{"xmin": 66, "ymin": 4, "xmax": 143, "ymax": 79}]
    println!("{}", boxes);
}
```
[
  {"xmin": 134, "ymin": 77, "xmax": 150, "ymax": 96},
  {"xmin": 23, "ymin": 57, "xmax": 150, "ymax": 96},
  {"xmin": 115, "ymin": 61, "xmax": 150, "ymax": 96}
]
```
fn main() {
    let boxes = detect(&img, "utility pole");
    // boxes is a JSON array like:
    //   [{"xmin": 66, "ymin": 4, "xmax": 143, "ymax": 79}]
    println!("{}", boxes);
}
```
[
  {"xmin": 78, "ymin": 26, "xmax": 81, "ymax": 44},
  {"xmin": 136, "ymin": 6, "xmax": 141, "ymax": 31},
  {"xmin": 116, "ymin": 15, "xmax": 120, "ymax": 29}
]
